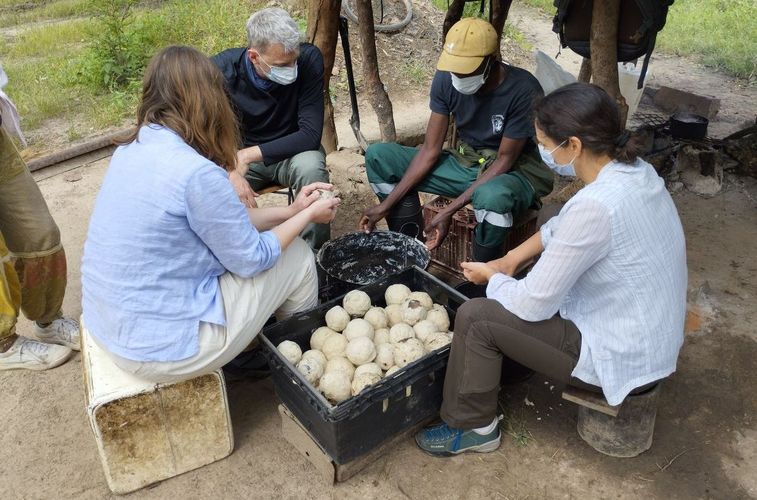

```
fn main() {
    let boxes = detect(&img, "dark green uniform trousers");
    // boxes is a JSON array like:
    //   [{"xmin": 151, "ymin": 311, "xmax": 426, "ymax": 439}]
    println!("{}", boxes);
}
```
[{"xmin": 365, "ymin": 143, "xmax": 553, "ymax": 249}]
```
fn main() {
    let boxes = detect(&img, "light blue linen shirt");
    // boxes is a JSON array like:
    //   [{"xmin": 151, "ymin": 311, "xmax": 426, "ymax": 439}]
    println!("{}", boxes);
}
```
[
  {"xmin": 487, "ymin": 159, "xmax": 687, "ymax": 405},
  {"xmin": 82, "ymin": 125, "xmax": 281, "ymax": 362}
]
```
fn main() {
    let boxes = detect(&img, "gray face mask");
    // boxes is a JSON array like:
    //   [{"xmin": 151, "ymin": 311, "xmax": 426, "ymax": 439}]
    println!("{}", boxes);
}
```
[{"xmin": 258, "ymin": 55, "xmax": 298, "ymax": 86}]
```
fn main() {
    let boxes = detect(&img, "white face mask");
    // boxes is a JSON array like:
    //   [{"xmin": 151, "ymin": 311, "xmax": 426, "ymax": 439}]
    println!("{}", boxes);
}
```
[
  {"xmin": 258, "ymin": 55, "xmax": 298, "ymax": 85},
  {"xmin": 538, "ymin": 140, "xmax": 577, "ymax": 177},
  {"xmin": 451, "ymin": 59, "xmax": 490, "ymax": 95}
]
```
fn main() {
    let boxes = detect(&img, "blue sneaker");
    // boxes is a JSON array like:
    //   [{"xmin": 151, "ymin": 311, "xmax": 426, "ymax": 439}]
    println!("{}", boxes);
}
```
[{"xmin": 415, "ymin": 422, "xmax": 501, "ymax": 456}]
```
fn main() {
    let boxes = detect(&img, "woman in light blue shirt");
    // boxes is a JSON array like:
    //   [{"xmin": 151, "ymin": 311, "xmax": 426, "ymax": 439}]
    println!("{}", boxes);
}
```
[
  {"xmin": 81, "ymin": 46, "xmax": 339, "ymax": 382},
  {"xmin": 416, "ymin": 83, "xmax": 687, "ymax": 456}
]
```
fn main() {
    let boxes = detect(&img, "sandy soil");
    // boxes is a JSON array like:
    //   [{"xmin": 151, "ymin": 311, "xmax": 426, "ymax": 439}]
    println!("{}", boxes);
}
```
[
  {"xmin": 3, "ymin": 152, "xmax": 755, "ymax": 500},
  {"xmin": 2, "ymin": 3, "xmax": 756, "ymax": 499}
]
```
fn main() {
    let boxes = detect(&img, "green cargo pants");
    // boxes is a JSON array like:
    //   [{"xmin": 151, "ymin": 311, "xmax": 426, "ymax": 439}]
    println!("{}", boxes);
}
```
[
  {"xmin": 244, "ymin": 149, "xmax": 330, "ymax": 250},
  {"xmin": 365, "ymin": 142, "xmax": 553, "ymax": 249}
]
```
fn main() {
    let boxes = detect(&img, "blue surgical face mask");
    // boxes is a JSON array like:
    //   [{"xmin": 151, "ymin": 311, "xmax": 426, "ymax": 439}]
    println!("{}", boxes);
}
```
[
  {"xmin": 538, "ymin": 140, "xmax": 577, "ymax": 176},
  {"xmin": 258, "ymin": 54, "xmax": 298, "ymax": 86}
]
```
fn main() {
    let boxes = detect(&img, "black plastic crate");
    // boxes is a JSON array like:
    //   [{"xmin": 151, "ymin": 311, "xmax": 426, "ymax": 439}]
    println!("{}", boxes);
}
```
[{"xmin": 260, "ymin": 266, "xmax": 467, "ymax": 464}]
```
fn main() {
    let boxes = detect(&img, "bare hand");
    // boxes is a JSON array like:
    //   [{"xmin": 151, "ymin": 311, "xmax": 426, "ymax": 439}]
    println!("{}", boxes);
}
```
[
  {"xmin": 293, "ymin": 182, "xmax": 334, "ymax": 213},
  {"xmin": 359, "ymin": 204, "xmax": 389, "ymax": 233},
  {"xmin": 460, "ymin": 261, "xmax": 497, "ymax": 285},
  {"xmin": 308, "ymin": 197, "xmax": 340, "ymax": 224},
  {"xmin": 229, "ymin": 170, "xmax": 258, "ymax": 208},
  {"xmin": 424, "ymin": 213, "xmax": 452, "ymax": 251}
]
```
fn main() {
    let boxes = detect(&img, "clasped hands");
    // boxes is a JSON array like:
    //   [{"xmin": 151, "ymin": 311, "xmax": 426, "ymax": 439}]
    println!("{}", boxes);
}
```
[{"xmin": 229, "ymin": 167, "xmax": 338, "ymax": 223}]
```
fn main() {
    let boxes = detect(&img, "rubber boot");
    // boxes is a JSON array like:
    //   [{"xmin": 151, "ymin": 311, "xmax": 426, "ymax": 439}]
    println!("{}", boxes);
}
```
[
  {"xmin": 471, "ymin": 240, "xmax": 504, "ymax": 263},
  {"xmin": 386, "ymin": 193, "xmax": 425, "ymax": 241}
]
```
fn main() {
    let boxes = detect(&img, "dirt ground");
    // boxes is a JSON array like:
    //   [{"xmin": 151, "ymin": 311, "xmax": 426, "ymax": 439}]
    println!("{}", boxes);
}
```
[{"xmin": 2, "ymin": 3, "xmax": 757, "ymax": 499}]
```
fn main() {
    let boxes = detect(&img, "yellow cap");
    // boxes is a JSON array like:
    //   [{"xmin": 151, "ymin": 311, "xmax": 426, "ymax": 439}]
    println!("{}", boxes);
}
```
[{"xmin": 437, "ymin": 18, "xmax": 498, "ymax": 74}]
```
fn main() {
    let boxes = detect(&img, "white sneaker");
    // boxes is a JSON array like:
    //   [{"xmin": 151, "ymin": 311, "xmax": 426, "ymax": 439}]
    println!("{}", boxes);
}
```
[
  {"xmin": 35, "ymin": 316, "xmax": 81, "ymax": 351},
  {"xmin": 0, "ymin": 337, "xmax": 72, "ymax": 371}
]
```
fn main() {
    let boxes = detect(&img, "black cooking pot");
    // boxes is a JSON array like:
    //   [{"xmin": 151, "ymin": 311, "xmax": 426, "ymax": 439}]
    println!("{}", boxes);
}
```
[
  {"xmin": 670, "ymin": 112, "xmax": 709, "ymax": 140},
  {"xmin": 317, "ymin": 231, "xmax": 430, "ymax": 286}
]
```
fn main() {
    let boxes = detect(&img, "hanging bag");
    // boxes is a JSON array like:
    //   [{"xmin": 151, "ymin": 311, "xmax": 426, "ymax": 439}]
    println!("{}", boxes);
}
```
[{"xmin": 552, "ymin": 0, "xmax": 674, "ymax": 88}]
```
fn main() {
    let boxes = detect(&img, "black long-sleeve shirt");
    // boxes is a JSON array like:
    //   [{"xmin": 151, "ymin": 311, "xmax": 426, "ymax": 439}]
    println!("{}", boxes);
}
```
[{"xmin": 212, "ymin": 44, "xmax": 324, "ymax": 165}]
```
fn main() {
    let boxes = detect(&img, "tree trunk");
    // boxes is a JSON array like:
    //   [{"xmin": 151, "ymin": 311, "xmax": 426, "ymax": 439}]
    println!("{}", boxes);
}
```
[
  {"xmin": 578, "ymin": 57, "xmax": 592, "ymax": 82},
  {"xmin": 589, "ymin": 0, "xmax": 628, "ymax": 126},
  {"xmin": 355, "ymin": 0, "xmax": 396, "ymax": 142},
  {"xmin": 490, "ymin": 0, "xmax": 514, "ymax": 54},
  {"xmin": 307, "ymin": 0, "xmax": 342, "ymax": 153},
  {"xmin": 442, "ymin": 0, "xmax": 466, "ymax": 44}
]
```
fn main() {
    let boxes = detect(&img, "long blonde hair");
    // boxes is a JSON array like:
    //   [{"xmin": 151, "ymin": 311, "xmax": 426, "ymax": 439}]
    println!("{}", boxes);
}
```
[{"xmin": 119, "ymin": 45, "xmax": 239, "ymax": 170}]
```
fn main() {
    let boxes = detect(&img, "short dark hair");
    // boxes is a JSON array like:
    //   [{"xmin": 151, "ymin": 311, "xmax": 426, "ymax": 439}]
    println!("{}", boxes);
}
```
[{"xmin": 534, "ymin": 82, "xmax": 643, "ymax": 164}]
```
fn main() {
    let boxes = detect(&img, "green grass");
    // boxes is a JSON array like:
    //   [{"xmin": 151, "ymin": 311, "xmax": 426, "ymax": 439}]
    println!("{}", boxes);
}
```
[
  {"xmin": 402, "ymin": 61, "xmax": 429, "ymax": 85},
  {"xmin": 519, "ymin": 0, "xmax": 552, "ymax": 11},
  {"xmin": 2, "ymin": 49, "xmax": 85, "ymax": 130},
  {"xmin": 0, "ymin": 0, "xmax": 91, "ymax": 28},
  {"xmin": 503, "ymin": 23, "xmax": 532, "ymax": 52},
  {"xmin": 430, "ymin": 0, "xmax": 490, "ymax": 21},
  {"xmin": 0, "ymin": 0, "xmax": 273, "ymax": 147},
  {"xmin": 498, "ymin": 402, "xmax": 534, "ymax": 447},
  {"xmin": 141, "ymin": 0, "xmax": 252, "ymax": 55},
  {"xmin": 3, "ymin": 17, "xmax": 90, "ymax": 57},
  {"xmin": 657, "ymin": 0, "xmax": 756, "ymax": 79}
]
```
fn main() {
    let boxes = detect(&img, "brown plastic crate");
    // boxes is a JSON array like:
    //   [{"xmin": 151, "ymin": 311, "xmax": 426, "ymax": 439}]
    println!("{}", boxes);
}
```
[{"xmin": 421, "ymin": 196, "xmax": 538, "ymax": 276}]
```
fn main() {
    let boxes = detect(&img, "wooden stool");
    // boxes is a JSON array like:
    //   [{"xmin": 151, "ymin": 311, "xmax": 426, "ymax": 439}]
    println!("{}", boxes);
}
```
[
  {"xmin": 81, "ymin": 324, "xmax": 234, "ymax": 494},
  {"xmin": 563, "ymin": 384, "xmax": 662, "ymax": 458},
  {"xmin": 257, "ymin": 184, "xmax": 294, "ymax": 204}
]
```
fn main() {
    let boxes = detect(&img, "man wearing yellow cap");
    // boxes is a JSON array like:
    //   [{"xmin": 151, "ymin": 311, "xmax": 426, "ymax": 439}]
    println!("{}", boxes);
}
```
[{"xmin": 359, "ymin": 18, "xmax": 552, "ymax": 263}]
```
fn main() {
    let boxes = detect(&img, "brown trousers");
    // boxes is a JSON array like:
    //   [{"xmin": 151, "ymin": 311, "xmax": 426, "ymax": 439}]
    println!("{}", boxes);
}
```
[
  {"xmin": 0, "ymin": 128, "xmax": 66, "ymax": 344},
  {"xmin": 441, "ymin": 297, "xmax": 593, "ymax": 429}
]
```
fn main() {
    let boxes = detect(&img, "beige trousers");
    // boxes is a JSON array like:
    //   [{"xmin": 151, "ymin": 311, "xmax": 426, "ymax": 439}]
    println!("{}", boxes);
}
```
[{"xmin": 107, "ymin": 237, "xmax": 318, "ymax": 383}]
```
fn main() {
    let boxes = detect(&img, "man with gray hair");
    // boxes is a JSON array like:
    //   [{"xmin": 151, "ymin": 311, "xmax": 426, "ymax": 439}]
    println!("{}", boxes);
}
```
[{"xmin": 213, "ymin": 8, "xmax": 330, "ymax": 249}]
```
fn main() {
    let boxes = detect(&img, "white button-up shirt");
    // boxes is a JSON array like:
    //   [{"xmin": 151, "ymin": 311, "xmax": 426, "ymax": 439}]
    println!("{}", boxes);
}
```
[{"xmin": 487, "ymin": 159, "xmax": 687, "ymax": 405}]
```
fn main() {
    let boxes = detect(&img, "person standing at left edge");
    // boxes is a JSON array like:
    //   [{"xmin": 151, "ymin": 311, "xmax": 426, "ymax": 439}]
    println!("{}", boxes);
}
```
[
  {"xmin": 0, "ymin": 63, "xmax": 80, "ymax": 371},
  {"xmin": 213, "ymin": 8, "xmax": 331, "ymax": 249}
]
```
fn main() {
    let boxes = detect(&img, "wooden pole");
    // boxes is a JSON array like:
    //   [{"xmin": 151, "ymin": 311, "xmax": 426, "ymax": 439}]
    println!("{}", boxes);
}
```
[
  {"xmin": 578, "ymin": 57, "xmax": 592, "ymax": 82},
  {"xmin": 589, "ymin": 0, "xmax": 628, "ymax": 125},
  {"xmin": 355, "ymin": 0, "xmax": 396, "ymax": 142},
  {"xmin": 307, "ymin": 0, "xmax": 342, "ymax": 153},
  {"xmin": 442, "ymin": 0, "xmax": 466, "ymax": 44},
  {"xmin": 489, "ymin": 0, "xmax": 514, "ymax": 53}
]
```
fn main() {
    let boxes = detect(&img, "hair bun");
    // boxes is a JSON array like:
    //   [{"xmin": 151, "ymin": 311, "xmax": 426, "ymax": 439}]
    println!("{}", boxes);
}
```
[{"xmin": 615, "ymin": 130, "xmax": 631, "ymax": 147}]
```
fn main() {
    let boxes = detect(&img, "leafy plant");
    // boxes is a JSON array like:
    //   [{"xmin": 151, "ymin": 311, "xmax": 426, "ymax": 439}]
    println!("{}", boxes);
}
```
[{"xmin": 81, "ymin": 0, "xmax": 152, "ymax": 90}]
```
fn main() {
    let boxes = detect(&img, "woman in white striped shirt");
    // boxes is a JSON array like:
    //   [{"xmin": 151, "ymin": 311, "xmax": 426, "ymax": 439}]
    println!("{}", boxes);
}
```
[{"xmin": 416, "ymin": 82, "xmax": 687, "ymax": 457}]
